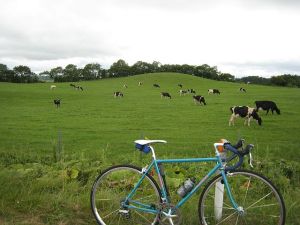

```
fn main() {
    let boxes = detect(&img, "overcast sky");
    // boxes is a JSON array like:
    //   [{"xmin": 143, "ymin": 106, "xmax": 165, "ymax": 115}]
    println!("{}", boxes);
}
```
[{"xmin": 1, "ymin": 0, "xmax": 300, "ymax": 77}]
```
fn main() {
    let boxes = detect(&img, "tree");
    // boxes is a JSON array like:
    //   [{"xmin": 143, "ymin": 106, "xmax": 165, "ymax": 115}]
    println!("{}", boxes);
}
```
[
  {"xmin": 194, "ymin": 64, "xmax": 219, "ymax": 80},
  {"xmin": 218, "ymin": 73, "xmax": 235, "ymax": 82},
  {"xmin": 270, "ymin": 75, "xmax": 300, "ymax": 87},
  {"xmin": 109, "ymin": 59, "xmax": 131, "ymax": 77},
  {"xmin": 151, "ymin": 61, "xmax": 162, "ymax": 73},
  {"xmin": 82, "ymin": 63, "xmax": 102, "ymax": 80},
  {"xmin": 0, "ymin": 64, "xmax": 9, "ymax": 81},
  {"xmin": 238, "ymin": 76, "xmax": 271, "ymax": 85},
  {"xmin": 131, "ymin": 61, "xmax": 152, "ymax": 75},
  {"xmin": 13, "ymin": 65, "xmax": 37, "ymax": 83},
  {"xmin": 63, "ymin": 64, "xmax": 80, "ymax": 82},
  {"xmin": 50, "ymin": 67, "xmax": 64, "ymax": 79}
]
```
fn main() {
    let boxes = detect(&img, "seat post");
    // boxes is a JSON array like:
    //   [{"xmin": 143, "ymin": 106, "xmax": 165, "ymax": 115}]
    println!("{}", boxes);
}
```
[{"xmin": 149, "ymin": 145, "xmax": 156, "ymax": 160}]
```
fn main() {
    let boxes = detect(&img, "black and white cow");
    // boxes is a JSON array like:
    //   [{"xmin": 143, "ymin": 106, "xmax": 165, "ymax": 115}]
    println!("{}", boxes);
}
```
[
  {"xmin": 161, "ymin": 92, "xmax": 171, "ymax": 99},
  {"xmin": 229, "ymin": 106, "xmax": 262, "ymax": 126},
  {"xmin": 188, "ymin": 89, "xmax": 196, "ymax": 94},
  {"xmin": 153, "ymin": 84, "xmax": 160, "ymax": 88},
  {"xmin": 255, "ymin": 101, "xmax": 280, "ymax": 115},
  {"xmin": 138, "ymin": 82, "xmax": 143, "ymax": 86},
  {"xmin": 74, "ymin": 85, "xmax": 83, "ymax": 91},
  {"xmin": 193, "ymin": 95, "xmax": 206, "ymax": 105},
  {"xmin": 179, "ymin": 89, "xmax": 188, "ymax": 96},
  {"xmin": 208, "ymin": 89, "xmax": 220, "ymax": 94},
  {"xmin": 123, "ymin": 84, "xmax": 128, "ymax": 88},
  {"xmin": 240, "ymin": 87, "xmax": 246, "ymax": 92},
  {"xmin": 114, "ymin": 91, "xmax": 124, "ymax": 98},
  {"xmin": 178, "ymin": 84, "xmax": 183, "ymax": 88},
  {"xmin": 54, "ymin": 99, "xmax": 61, "ymax": 108}
]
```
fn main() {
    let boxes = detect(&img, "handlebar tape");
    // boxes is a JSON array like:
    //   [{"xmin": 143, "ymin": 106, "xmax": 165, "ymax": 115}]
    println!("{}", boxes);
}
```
[{"xmin": 223, "ymin": 143, "xmax": 244, "ymax": 171}]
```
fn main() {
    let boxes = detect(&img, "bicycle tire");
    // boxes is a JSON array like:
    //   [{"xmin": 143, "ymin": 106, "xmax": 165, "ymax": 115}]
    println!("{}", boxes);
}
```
[
  {"xmin": 198, "ymin": 169, "xmax": 285, "ymax": 225},
  {"xmin": 91, "ymin": 165, "xmax": 162, "ymax": 225}
]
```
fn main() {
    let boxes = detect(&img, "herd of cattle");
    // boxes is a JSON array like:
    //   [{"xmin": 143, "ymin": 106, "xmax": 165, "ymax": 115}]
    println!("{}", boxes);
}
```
[{"xmin": 51, "ymin": 81, "xmax": 280, "ymax": 126}]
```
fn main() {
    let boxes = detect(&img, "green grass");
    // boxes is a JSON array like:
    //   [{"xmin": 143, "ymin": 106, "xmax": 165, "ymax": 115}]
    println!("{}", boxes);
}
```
[{"xmin": 0, "ymin": 73, "xmax": 299, "ymax": 224}]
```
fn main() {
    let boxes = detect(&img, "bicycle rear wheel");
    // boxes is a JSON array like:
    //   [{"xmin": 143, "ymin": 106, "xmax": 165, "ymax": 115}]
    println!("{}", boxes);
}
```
[
  {"xmin": 91, "ymin": 165, "xmax": 162, "ymax": 225},
  {"xmin": 198, "ymin": 170, "xmax": 285, "ymax": 225}
]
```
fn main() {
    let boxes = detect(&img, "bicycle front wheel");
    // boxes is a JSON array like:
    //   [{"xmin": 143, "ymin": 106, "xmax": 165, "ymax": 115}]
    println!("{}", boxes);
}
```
[
  {"xmin": 91, "ymin": 165, "xmax": 162, "ymax": 225},
  {"xmin": 198, "ymin": 170, "xmax": 285, "ymax": 225}
]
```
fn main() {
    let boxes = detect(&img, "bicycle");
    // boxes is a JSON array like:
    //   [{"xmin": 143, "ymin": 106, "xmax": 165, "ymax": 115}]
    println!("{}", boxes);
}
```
[{"xmin": 90, "ymin": 139, "xmax": 285, "ymax": 225}]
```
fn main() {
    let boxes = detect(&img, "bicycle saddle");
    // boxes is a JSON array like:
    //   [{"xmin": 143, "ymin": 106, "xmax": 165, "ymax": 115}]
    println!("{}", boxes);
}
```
[{"xmin": 134, "ymin": 140, "xmax": 167, "ymax": 145}]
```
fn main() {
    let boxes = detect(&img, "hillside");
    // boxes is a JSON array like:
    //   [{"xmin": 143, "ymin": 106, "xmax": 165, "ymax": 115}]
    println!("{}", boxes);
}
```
[{"xmin": 0, "ymin": 72, "xmax": 299, "ymax": 224}]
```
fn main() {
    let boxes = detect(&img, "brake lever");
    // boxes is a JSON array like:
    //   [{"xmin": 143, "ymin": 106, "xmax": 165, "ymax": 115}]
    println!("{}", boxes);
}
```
[{"xmin": 233, "ymin": 139, "xmax": 245, "ymax": 149}]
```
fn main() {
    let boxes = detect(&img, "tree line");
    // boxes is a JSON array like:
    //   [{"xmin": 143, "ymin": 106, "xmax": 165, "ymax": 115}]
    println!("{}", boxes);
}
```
[{"xmin": 0, "ymin": 60, "xmax": 299, "ymax": 87}]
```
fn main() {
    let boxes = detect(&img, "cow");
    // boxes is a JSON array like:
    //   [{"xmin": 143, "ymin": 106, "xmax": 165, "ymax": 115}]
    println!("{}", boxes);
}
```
[
  {"xmin": 229, "ymin": 106, "xmax": 262, "ymax": 126},
  {"xmin": 70, "ymin": 83, "xmax": 76, "ymax": 88},
  {"xmin": 161, "ymin": 92, "xmax": 171, "ymax": 99},
  {"xmin": 54, "ymin": 99, "xmax": 60, "ymax": 108},
  {"xmin": 179, "ymin": 89, "xmax": 188, "ymax": 96},
  {"xmin": 178, "ymin": 84, "xmax": 183, "ymax": 88},
  {"xmin": 188, "ymin": 89, "xmax": 196, "ymax": 94},
  {"xmin": 193, "ymin": 95, "xmax": 206, "ymax": 105},
  {"xmin": 114, "ymin": 91, "xmax": 123, "ymax": 98},
  {"xmin": 138, "ymin": 82, "xmax": 143, "ymax": 86},
  {"xmin": 75, "ymin": 86, "xmax": 83, "ymax": 91},
  {"xmin": 123, "ymin": 84, "xmax": 128, "ymax": 88},
  {"xmin": 153, "ymin": 84, "xmax": 160, "ymax": 88},
  {"xmin": 240, "ymin": 87, "xmax": 246, "ymax": 92},
  {"xmin": 50, "ymin": 85, "xmax": 56, "ymax": 90},
  {"xmin": 208, "ymin": 89, "xmax": 220, "ymax": 94},
  {"xmin": 255, "ymin": 101, "xmax": 280, "ymax": 115}
]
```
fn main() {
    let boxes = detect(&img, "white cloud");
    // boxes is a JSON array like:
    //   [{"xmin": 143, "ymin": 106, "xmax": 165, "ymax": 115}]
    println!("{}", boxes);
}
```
[{"xmin": 0, "ymin": 0, "xmax": 300, "ymax": 76}]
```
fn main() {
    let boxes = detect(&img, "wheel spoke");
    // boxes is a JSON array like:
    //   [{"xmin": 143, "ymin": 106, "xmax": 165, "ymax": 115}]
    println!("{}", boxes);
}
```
[
  {"xmin": 245, "ymin": 191, "xmax": 273, "ymax": 210},
  {"xmin": 91, "ymin": 166, "xmax": 161, "ymax": 225},
  {"xmin": 242, "ymin": 177, "xmax": 252, "ymax": 206},
  {"xmin": 103, "ymin": 208, "xmax": 120, "ymax": 219},
  {"xmin": 199, "ymin": 171, "xmax": 285, "ymax": 225},
  {"xmin": 234, "ymin": 214, "xmax": 240, "ymax": 225},
  {"xmin": 132, "ymin": 210, "xmax": 153, "ymax": 223},
  {"xmin": 247, "ymin": 203, "xmax": 279, "ymax": 209},
  {"xmin": 216, "ymin": 211, "xmax": 237, "ymax": 224},
  {"xmin": 207, "ymin": 193, "xmax": 233, "ymax": 209}
]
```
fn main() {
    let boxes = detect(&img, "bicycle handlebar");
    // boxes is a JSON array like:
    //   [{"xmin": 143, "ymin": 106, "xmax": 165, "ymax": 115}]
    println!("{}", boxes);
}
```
[{"xmin": 223, "ymin": 139, "xmax": 254, "ymax": 171}]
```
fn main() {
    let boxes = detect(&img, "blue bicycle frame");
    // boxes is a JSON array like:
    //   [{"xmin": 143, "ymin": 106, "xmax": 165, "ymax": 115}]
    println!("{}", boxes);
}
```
[{"xmin": 123, "ymin": 145, "xmax": 240, "ymax": 215}]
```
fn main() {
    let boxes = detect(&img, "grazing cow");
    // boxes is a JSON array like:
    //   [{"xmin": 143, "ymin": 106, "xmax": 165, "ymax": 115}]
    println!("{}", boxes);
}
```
[
  {"xmin": 188, "ymin": 89, "xmax": 196, "ymax": 94},
  {"xmin": 138, "ymin": 82, "xmax": 143, "ymax": 86},
  {"xmin": 114, "ymin": 91, "xmax": 123, "ymax": 98},
  {"xmin": 193, "ymin": 95, "xmax": 206, "ymax": 105},
  {"xmin": 123, "ymin": 84, "xmax": 128, "ymax": 88},
  {"xmin": 229, "ymin": 106, "xmax": 262, "ymax": 126},
  {"xmin": 50, "ymin": 85, "xmax": 56, "ymax": 90},
  {"xmin": 240, "ymin": 87, "xmax": 246, "ymax": 92},
  {"xmin": 255, "ymin": 101, "xmax": 280, "ymax": 115},
  {"xmin": 161, "ymin": 92, "xmax": 171, "ymax": 99},
  {"xmin": 178, "ymin": 84, "xmax": 183, "ymax": 88},
  {"xmin": 70, "ymin": 83, "xmax": 76, "ymax": 88},
  {"xmin": 179, "ymin": 89, "xmax": 188, "ymax": 96},
  {"xmin": 54, "ymin": 99, "xmax": 60, "ymax": 108},
  {"xmin": 208, "ymin": 89, "xmax": 220, "ymax": 94},
  {"xmin": 153, "ymin": 84, "xmax": 160, "ymax": 88},
  {"xmin": 75, "ymin": 86, "xmax": 83, "ymax": 91}
]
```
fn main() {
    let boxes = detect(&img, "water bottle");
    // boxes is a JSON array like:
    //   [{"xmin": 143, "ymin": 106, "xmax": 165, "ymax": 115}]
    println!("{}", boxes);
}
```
[{"xmin": 177, "ymin": 178, "xmax": 195, "ymax": 198}]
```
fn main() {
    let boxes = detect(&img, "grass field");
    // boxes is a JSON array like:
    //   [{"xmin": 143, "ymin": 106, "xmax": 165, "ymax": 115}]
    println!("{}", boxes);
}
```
[{"xmin": 0, "ymin": 73, "xmax": 299, "ymax": 225}]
